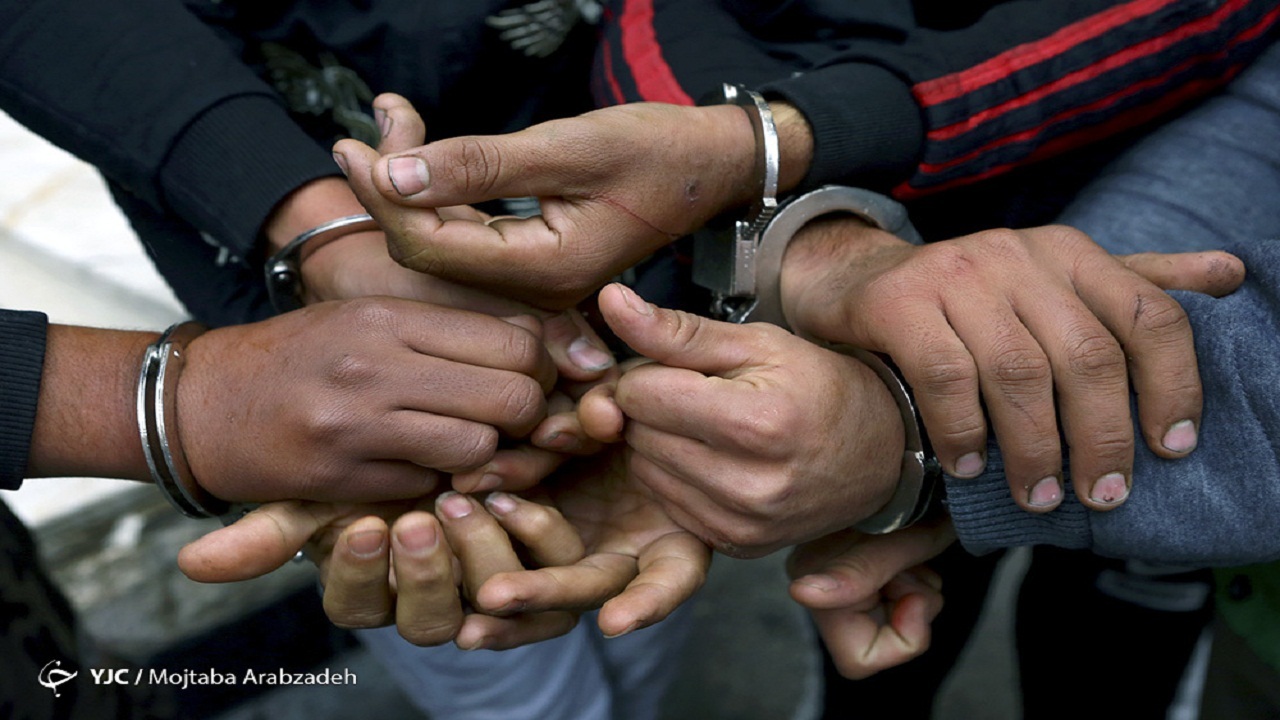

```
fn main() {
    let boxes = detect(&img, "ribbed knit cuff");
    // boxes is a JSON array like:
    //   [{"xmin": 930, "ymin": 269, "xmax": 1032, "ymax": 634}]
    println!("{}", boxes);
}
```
[
  {"xmin": 158, "ymin": 93, "xmax": 344, "ymax": 263},
  {"xmin": 759, "ymin": 63, "xmax": 924, "ymax": 193},
  {"xmin": 0, "ymin": 311, "xmax": 49, "ymax": 490},
  {"xmin": 945, "ymin": 449, "xmax": 1093, "ymax": 556}
]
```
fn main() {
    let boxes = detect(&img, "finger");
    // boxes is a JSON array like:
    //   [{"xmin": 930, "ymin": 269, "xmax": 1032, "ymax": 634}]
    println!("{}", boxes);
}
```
[
  {"xmin": 372, "ymin": 123, "xmax": 586, "ymax": 205},
  {"xmin": 1118, "ymin": 250, "xmax": 1246, "ymax": 298},
  {"xmin": 578, "ymin": 381, "xmax": 624, "ymax": 443},
  {"xmin": 371, "ymin": 414, "xmax": 500, "ymax": 476},
  {"xmin": 379, "ymin": 355, "xmax": 548, "ymax": 438},
  {"xmin": 1017, "ymin": 288, "xmax": 1133, "ymax": 511},
  {"xmin": 626, "ymin": 422, "xmax": 761, "ymax": 505},
  {"xmin": 454, "ymin": 611, "xmax": 578, "ymax": 651},
  {"xmin": 372, "ymin": 93, "xmax": 427, "ymax": 154},
  {"xmin": 178, "ymin": 501, "xmax": 339, "ymax": 582},
  {"xmin": 944, "ymin": 297, "xmax": 1061, "ymax": 509},
  {"xmin": 628, "ymin": 451, "xmax": 764, "ymax": 558},
  {"xmin": 435, "ymin": 492, "xmax": 523, "ymax": 601},
  {"xmin": 451, "ymin": 445, "xmax": 568, "ymax": 493},
  {"xmin": 531, "ymin": 392, "xmax": 604, "ymax": 457},
  {"xmin": 789, "ymin": 523, "xmax": 956, "ymax": 611},
  {"xmin": 811, "ymin": 592, "xmax": 936, "ymax": 681},
  {"xmin": 875, "ymin": 303, "xmax": 987, "ymax": 479},
  {"xmin": 387, "ymin": 512, "xmax": 464, "ymax": 646},
  {"xmin": 1076, "ymin": 252, "xmax": 1203, "ymax": 476},
  {"xmin": 543, "ymin": 310, "xmax": 616, "ymax": 381},
  {"xmin": 485, "ymin": 491, "xmax": 586, "ymax": 567},
  {"xmin": 321, "ymin": 516, "xmax": 394, "ymax": 629},
  {"xmin": 290, "ymin": 459, "xmax": 441, "ymax": 504},
  {"xmin": 597, "ymin": 531, "xmax": 711, "ymax": 637},
  {"xmin": 598, "ymin": 283, "xmax": 772, "ymax": 375},
  {"xmin": 475, "ymin": 554, "xmax": 637, "ymax": 616}
]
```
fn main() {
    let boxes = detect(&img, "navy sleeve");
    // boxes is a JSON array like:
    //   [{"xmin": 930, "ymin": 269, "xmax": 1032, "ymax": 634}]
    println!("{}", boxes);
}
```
[{"xmin": 0, "ymin": 311, "xmax": 49, "ymax": 491}]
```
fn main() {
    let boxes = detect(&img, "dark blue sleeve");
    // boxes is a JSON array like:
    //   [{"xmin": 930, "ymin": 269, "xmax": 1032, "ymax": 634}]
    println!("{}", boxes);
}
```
[{"xmin": 0, "ymin": 311, "xmax": 49, "ymax": 491}]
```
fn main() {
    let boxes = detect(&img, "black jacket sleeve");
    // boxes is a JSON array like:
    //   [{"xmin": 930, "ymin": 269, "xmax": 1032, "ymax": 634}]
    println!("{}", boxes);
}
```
[
  {"xmin": 595, "ymin": 0, "xmax": 1280, "ymax": 197},
  {"xmin": 0, "ymin": 0, "xmax": 339, "ymax": 263},
  {"xmin": 0, "ymin": 311, "xmax": 48, "ymax": 491}
]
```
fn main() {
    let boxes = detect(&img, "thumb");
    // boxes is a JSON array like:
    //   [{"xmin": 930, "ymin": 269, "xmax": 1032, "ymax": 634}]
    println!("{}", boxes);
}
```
[
  {"xmin": 598, "ymin": 283, "xmax": 772, "ymax": 376},
  {"xmin": 789, "ymin": 523, "xmax": 955, "ymax": 610},
  {"xmin": 177, "ymin": 502, "xmax": 333, "ymax": 583},
  {"xmin": 374, "ymin": 124, "xmax": 575, "ymax": 206},
  {"xmin": 372, "ymin": 93, "xmax": 427, "ymax": 154},
  {"xmin": 1118, "ymin": 250, "xmax": 1246, "ymax": 298}
]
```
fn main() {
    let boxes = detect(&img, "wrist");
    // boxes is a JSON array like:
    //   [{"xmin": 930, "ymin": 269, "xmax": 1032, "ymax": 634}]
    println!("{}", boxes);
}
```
[
  {"xmin": 296, "ymin": 228, "xmax": 387, "ymax": 303},
  {"xmin": 770, "ymin": 102, "xmax": 813, "ymax": 194},
  {"xmin": 780, "ymin": 216, "xmax": 911, "ymax": 337},
  {"xmin": 263, "ymin": 177, "xmax": 370, "ymax": 254}
]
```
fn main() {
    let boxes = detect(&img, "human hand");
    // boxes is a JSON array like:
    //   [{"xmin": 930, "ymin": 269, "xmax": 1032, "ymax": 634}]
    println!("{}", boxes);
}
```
[
  {"xmin": 177, "ymin": 495, "xmax": 577, "ymax": 647},
  {"xmin": 576, "ymin": 283, "xmax": 907, "ymax": 558},
  {"xmin": 787, "ymin": 521, "xmax": 956, "ymax": 680},
  {"xmin": 467, "ymin": 448, "xmax": 712, "ymax": 642},
  {"xmin": 177, "ymin": 296, "xmax": 554, "ymax": 504},
  {"xmin": 781, "ymin": 218, "xmax": 1246, "ymax": 512},
  {"xmin": 332, "ymin": 95, "xmax": 760, "ymax": 310}
]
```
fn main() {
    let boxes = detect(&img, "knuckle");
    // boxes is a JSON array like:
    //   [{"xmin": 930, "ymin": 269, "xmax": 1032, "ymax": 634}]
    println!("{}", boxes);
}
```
[
  {"xmin": 1131, "ymin": 292, "xmax": 1191, "ymax": 341},
  {"xmin": 975, "ymin": 228, "xmax": 1034, "ymax": 260},
  {"xmin": 1080, "ymin": 426, "xmax": 1134, "ymax": 460},
  {"xmin": 1064, "ymin": 331, "xmax": 1126, "ymax": 379},
  {"xmin": 987, "ymin": 344, "xmax": 1051, "ymax": 387},
  {"xmin": 499, "ymin": 325, "xmax": 543, "ymax": 372},
  {"xmin": 728, "ymin": 407, "xmax": 790, "ymax": 453},
  {"xmin": 323, "ymin": 600, "xmax": 389, "ymax": 630},
  {"xmin": 453, "ymin": 138, "xmax": 503, "ymax": 196},
  {"xmin": 343, "ymin": 297, "xmax": 398, "ymax": 333},
  {"xmin": 398, "ymin": 618, "xmax": 461, "ymax": 647},
  {"xmin": 496, "ymin": 375, "xmax": 546, "ymax": 430},
  {"xmin": 443, "ymin": 426, "xmax": 499, "ymax": 471},
  {"xmin": 322, "ymin": 352, "xmax": 380, "ymax": 390},
  {"xmin": 910, "ymin": 349, "xmax": 977, "ymax": 399},
  {"xmin": 917, "ymin": 242, "xmax": 979, "ymax": 281}
]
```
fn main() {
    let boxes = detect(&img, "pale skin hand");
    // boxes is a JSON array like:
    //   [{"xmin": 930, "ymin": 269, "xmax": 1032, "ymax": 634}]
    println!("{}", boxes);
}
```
[
  {"xmin": 576, "ymin": 283, "xmax": 906, "ymax": 559},
  {"xmin": 780, "ymin": 216, "xmax": 1248, "ymax": 512},
  {"xmin": 179, "ymin": 449, "xmax": 710, "ymax": 649},
  {"xmin": 786, "ymin": 522, "xmax": 956, "ymax": 680},
  {"xmin": 332, "ymin": 93, "xmax": 815, "ymax": 311}
]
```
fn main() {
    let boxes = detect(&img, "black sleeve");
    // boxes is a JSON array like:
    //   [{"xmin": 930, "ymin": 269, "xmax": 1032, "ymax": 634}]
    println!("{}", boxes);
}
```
[
  {"xmin": 0, "ymin": 0, "xmax": 339, "ymax": 262},
  {"xmin": 0, "ymin": 311, "xmax": 49, "ymax": 491},
  {"xmin": 596, "ymin": 0, "xmax": 1280, "ymax": 196}
]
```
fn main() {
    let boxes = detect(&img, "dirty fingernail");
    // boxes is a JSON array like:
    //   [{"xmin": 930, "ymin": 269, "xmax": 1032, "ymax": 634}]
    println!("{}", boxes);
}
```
[
  {"xmin": 1090, "ymin": 473, "xmax": 1130, "ymax": 505},
  {"xmin": 1028, "ymin": 476, "xmax": 1062, "ymax": 508},
  {"xmin": 468, "ymin": 473, "xmax": 503, "ymax": 493},
  {"xmin": 568, "ymin": 337, "xmax": 615, "ymax": 372},
  {"xmin": 1162, "ymin": 420, "xmax": 1198, "ymax": 454},
  {"xmin": 485, "ymin": 492, "xmax": 519, "ymax": 516},
  {"xmin": 388, "ymin": 156, "xmax": 429, "ymax": 195},
  {"xmin": 437, "ymin": 491, "xmax": 473, "ymax": 520},
  {"xmin": 332, "ymin": 151, "xmax": 350, "ymax": 176},
  {"xmin": 374, "ymin": 107, "xmax": 392, "ymax": 139}
]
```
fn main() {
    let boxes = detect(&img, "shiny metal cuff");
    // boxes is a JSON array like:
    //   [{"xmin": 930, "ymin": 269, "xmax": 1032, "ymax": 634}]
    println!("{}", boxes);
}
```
[
  {"xmin": 828, "ymin": 345, "xmax": 944, "ymax": 534},
  {"xmin": 264, "ymin": 213, "xmax": 379, "ymax": 314},
  {"xmin": 137, "ymin": 321, "xmax": 231, "ymax": 519}
]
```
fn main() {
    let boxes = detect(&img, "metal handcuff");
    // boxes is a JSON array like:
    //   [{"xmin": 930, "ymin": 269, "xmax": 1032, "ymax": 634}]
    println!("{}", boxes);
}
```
[{"xmin": 693, "ymin": 83, "xmax": 942, "ymax": 534}]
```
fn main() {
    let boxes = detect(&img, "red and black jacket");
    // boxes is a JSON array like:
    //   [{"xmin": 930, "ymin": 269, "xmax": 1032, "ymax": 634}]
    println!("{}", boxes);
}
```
[{"xmin": 596, "ymin": 0, "xmax": 1280, "ymax": 199}]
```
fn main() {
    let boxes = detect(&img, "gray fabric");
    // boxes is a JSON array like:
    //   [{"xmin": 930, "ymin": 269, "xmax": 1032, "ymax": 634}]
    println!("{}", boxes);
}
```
[{"xmin": 947, "ymin": 41, "xmax": 1280, "ymax": 566}]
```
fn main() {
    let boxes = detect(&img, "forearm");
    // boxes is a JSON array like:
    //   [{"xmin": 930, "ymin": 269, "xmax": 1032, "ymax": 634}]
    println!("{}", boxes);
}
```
[{"xmin": 25, "ymin": 326, "xmax": 156, "ymax": 481}]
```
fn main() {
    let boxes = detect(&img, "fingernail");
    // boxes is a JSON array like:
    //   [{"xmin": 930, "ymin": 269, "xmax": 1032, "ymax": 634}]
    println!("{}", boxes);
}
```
[
  {"xmin": 469, "ymin": 473, "xmax": 503, "ymax": 493},
  {"xmin": 617, "ymin": 284, "xmax": 653, "ymax": 317},
  {"xmin": 954, "ymin": 452, "xmax": 986, "ymax": 478},
  {"xmin": 540, "ymin": 432, "xmax": 580, "ymax": 452},
  {"xmin": 603, "ymin": 622, "xmax": 640, "ymax": 640},
  {"xmin": 568, "ymin": 336, "xmax": 615, "ymax": 372},
  {"xmin": 437, "ymin": 491, "xmax": 473, "ymax": 520},
  {"xmin": 347, "ymin": 529, "xmax": 385, "ymax": 558},
  {"xmin": 456, "ymin": 635, "xmax": 488, "ymax": 651},
  {"xmin": 395, "ymin": 522, "xmax": 438, "ymax": 554},
  {"xmin": 1028, "ymin": 476, "xmax": 1062, "ymax": 508},
  {"xmin": 1090, "ymin": 473, "xmax": 1130, "ymax": 505},
  {"xmin": 388, "ymin": 156, "xmax": 430, "ymax": 195},
  {"xmin": 332, "ymin": 151, "xmax": 349, "ymax": 176},
  {"xmin": 794, "ymin": 574, "xmax": 840, "ymax": 592},
  {"xmin": 485, "ymin": 492, "xmax": 518, "ymax": 516},
  {"xmin": 373, "ymin": 106, "xmax": 392, "ymax": 138},
  {"xmin": 1162, "ymin": 420, "xmax": 1198, "ymax": 454}
]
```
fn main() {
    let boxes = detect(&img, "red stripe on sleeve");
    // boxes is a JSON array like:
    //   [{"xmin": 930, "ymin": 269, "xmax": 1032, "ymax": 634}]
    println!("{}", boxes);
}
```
[
  {"xmin": 894, "ymin": 67, "xmax": 1245, "ymax": 200},
  {"xmin": 599, "ymin": 35, "xmax": 628, "ymax": 105},
  {"xmin": 619, "ymin": 0, "xmax": 694, "ymax": 105},
  {"xmin": 914, "ymin": 0, "xmax": 1181, "ymax": 107},
  {"xmin": 928, "ymin": 0, "xmax": 1255, "ymax": 141}
]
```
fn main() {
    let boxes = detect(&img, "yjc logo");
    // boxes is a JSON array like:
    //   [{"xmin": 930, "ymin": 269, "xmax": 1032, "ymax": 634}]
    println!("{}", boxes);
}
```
[{"xmin": 38, "ymin": 660, "xmax": 78, "ymax": 697}]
